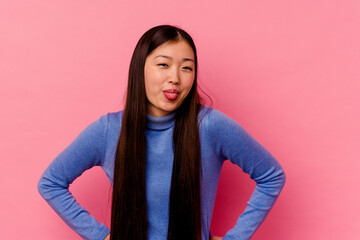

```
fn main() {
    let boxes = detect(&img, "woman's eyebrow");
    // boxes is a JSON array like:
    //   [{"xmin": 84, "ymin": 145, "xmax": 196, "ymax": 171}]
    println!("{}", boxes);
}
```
[{"xmin": 154, "ymin": 55, "xmax": 194, "ymax": 62}]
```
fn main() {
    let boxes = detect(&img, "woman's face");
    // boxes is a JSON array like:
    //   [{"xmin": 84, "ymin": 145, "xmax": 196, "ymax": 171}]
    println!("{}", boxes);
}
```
[{"xmin": 144, "ymin": 39, "xmax": 195, "ymax": 117}]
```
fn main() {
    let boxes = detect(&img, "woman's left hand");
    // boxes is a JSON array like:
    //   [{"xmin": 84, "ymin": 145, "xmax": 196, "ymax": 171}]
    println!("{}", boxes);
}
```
[{"xmin": 210, "ymin": 237, "xmax": 223, "ymax": 240}]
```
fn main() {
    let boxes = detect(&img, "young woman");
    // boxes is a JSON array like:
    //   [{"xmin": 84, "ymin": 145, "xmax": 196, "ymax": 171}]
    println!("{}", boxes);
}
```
[{"xmin": 38, "ymin": 25, "xmax": 286, "ymax": 240}]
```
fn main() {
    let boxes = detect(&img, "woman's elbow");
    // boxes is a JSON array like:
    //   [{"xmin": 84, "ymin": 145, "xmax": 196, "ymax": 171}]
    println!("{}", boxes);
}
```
[
  {"xmin": 37, "ymin": 175, "xmax": 47, "ymax": 197},
  {"xmin": 278, "ymin": 168, "xmax": 286, "ymax": 190},
  {"xmin": 37, "ymin": 174, "xmax": 54, "ymax": 199}
]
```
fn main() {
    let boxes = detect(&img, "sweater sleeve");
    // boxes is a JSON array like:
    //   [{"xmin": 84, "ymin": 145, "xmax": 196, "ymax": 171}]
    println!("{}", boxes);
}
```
[
  {"xmin": 208, "ymin": 109, "xmax": 286, "ymax": 240},
  {"xmin": 37, "ymin": 115, "xmax": 110, "ymax": 240}
]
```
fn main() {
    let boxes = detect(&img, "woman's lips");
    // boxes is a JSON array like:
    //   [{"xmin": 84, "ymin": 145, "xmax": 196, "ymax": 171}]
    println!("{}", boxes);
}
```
[{"xmin": 163, "ymin": 89, "xmax": 179, "ymax": 101}]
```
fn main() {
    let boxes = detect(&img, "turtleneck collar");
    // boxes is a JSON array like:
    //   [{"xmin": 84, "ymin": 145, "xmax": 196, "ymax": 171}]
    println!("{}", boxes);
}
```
[{"xmin": 146, "ymin": 111, "xmax": 177, "ymax": 130}]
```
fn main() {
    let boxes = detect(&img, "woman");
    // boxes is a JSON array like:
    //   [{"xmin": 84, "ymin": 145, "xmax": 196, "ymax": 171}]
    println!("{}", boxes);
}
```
[{"xmin": 38, "ymin": 25, "xmax": 286, "ymax": 240}]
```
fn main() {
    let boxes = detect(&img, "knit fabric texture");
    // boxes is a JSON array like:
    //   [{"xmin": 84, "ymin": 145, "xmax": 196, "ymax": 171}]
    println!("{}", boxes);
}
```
[{"xmin": 38, "ymin": 105, "xmax": 286, "ymax": 240}]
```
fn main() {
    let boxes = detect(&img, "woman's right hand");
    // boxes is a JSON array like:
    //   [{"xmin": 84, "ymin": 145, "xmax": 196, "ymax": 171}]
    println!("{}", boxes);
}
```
[{"xmin": 104, "ymin": 234, "xmax": 110, "ymax": 240}]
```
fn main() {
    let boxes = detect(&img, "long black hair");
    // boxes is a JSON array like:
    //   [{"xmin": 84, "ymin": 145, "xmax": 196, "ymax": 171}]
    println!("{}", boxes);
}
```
[{"xmin": 110, "ymin": 25, "xmax": 207, "ymax": 240}]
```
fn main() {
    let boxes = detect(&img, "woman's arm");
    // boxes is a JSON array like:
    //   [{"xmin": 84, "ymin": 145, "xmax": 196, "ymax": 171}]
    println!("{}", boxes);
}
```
[
  {"xmin": 37, "ymin": 115, "xmax": 110, "ymax": 240},
  {"xmin": 208, "ymin": 109, "xmax": 286, "ymax": 240}
]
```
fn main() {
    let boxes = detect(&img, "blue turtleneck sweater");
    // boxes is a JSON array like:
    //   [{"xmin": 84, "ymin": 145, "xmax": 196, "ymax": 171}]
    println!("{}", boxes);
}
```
[{"xmin": 37, "ymin": 106, "xmax": 286, "ymax": 240}]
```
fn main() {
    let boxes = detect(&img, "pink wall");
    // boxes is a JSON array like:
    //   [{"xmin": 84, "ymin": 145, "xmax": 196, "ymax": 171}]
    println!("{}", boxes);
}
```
[{"xmin": 1, "ymin": 0, "xmax": 359, "ymax": 239}]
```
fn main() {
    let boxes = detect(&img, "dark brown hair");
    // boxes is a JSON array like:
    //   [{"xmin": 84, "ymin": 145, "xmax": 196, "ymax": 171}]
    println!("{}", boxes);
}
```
[{"xmin": 110, "ymin": 25, "xmax": 208, "ymax": 240}]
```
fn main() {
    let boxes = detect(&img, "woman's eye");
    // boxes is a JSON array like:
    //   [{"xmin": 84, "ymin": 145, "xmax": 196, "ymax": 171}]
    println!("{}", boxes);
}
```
[
  {"xmin": 158, "ymin": 63, "xmax": 168, "ymax": 67},
  {"xmin": 183, "ymin": 67, "xmax": 193, "ymax": 71}
]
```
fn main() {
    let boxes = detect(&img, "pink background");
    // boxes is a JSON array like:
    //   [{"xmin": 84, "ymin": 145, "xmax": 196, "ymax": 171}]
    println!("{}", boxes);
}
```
[{"xmin": 1, "ymin": 0, "xmax": 359, "ymax": 239}]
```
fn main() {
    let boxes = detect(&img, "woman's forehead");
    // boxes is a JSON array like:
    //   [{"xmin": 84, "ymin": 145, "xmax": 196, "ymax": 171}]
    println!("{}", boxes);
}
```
[{"xmin": 148, "ymin": 40, "xmax": 195, "ymax": 61}]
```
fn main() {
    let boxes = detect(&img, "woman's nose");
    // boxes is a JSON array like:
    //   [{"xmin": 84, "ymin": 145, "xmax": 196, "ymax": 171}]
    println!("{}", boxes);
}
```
[{"xmin": 168, "ymin": 68, "xmax": 180, "ymax": 84}]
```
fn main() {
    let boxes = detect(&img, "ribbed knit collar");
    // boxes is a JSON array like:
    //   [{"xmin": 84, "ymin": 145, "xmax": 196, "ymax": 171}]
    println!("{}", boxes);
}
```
[{"xmin": 146, "ymin": 111, "xmax": 177, "ymax": 130}]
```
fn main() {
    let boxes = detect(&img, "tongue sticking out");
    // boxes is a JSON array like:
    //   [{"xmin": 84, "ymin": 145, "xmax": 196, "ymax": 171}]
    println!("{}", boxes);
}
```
[{"xmin": 163, "ymin": 92, "xmax": 178, "ymax": 101}]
